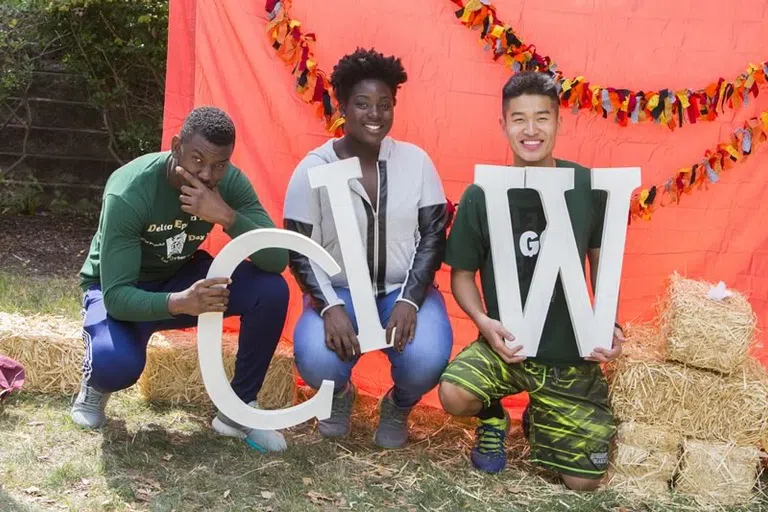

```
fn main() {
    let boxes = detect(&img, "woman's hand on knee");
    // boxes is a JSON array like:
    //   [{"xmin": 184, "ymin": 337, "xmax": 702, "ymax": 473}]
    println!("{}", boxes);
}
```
[
  {"xmin": 386, "ymin": 301, "xmax": 417, "ymax": 353},
  {"xmin": 322, "ymin": 306, "xmax": 360, "ymax": 362}
]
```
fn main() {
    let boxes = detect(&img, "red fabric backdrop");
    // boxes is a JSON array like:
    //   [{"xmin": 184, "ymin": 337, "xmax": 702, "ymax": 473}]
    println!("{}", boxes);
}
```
[{"xmin": 162, "ymin": 0, "xmax": 768, "ymax": 415}]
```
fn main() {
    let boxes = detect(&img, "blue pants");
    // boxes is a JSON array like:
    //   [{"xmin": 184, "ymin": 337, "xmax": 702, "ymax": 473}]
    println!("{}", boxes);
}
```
[
  {"xmin": 81, "ymin": 251, "xmax": 289, "ymax": 402},
  {"xmin": 293, "ymin": 286, "xmax": 453, "ymax": 408}
]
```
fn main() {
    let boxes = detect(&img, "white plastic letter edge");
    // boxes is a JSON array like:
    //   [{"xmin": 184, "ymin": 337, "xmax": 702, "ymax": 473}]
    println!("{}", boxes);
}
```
[
  {"xmin": 307, "ymin": 157, "xmax": 388, "ymax": 353},
  {"xmin": 197, "ymin": 228, "xmax": 338, "ymax": 430}
]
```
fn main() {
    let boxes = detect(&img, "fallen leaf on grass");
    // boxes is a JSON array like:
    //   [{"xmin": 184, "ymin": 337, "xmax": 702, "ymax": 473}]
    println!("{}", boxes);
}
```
[
  {"xmin": 37, "ymin": 455, "xmax": 50, "ymax": 462},
  {"xmin": 223, "ymin": 489, "xmax": 231, "ymax": 499},
  {"xmin": 135, "ymin": 488, "xmax": 153, "ymax": 502},
  {"xmin": 136, "ymin": 477, "xmax": 162, "ymax": 490},
  {"xmin": 307, "ymin": 491, "xmax": 334, "ymax": 504},
  {"xmin": 162, "ymin": 453, "xmax": 173, "ymax": 461},
  {"xmin": 261, "ymin": 491, "xmax": 275, "ymax": 499},
  {"xmin": 302, "ymin": 477, "xmax": 313, "ymax": 485}
]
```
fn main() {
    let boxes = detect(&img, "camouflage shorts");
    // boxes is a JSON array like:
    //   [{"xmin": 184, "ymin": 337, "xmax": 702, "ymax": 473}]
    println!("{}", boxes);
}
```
[{"xmin": 440, "ymin": 338, "xmax": 616, "ymax": 478}]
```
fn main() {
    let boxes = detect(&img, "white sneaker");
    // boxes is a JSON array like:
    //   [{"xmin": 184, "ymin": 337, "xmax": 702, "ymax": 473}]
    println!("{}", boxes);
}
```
[
  {"xmin": 71, "ymin": 381, "xmax": 111, "ymax": 429},
  {"xmin": 212, "ymin": 401, "xmax": 288, "ymax": 452}
]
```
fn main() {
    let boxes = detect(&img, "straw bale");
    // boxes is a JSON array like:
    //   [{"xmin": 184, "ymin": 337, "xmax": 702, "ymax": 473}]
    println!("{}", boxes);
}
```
[
  {"xmin": 0, "ymin": 312, "xmax": 83, "ymax": 394},
  {"xmin": 609, "ymin": 347, "xmax": 768, "ymax": 445},
  {"xmin": 607, "ymin": 470, "xmax": 670, "ymax": 496},
  {"xmin": 675, "ymin": 438, "xmax": 760, "ymax": 505},
  {"xmin": 615, "ymin": 421, "xmax": 681, "ymax": 455},
  {"xmin": 136, "ymin": 330, "xmax": 295, "ymax": 409},
  {"xmin": 607, "ymin": 422, "xmax": 681, "ymax": 495},
  {"xmin": 661, "ymin": 273, "xmax": 757, "ymax": 374}
]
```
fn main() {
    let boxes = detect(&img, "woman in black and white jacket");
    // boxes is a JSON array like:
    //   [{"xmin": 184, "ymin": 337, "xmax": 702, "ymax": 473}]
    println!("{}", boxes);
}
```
[{"xmin": 283, "ymin": 48, "xmax": 453, "ymax": 449}]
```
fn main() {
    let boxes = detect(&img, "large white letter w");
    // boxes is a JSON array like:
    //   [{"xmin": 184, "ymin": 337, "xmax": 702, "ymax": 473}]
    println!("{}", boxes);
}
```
[{"xmin": 474, "ymin": 165, "xmax": 640, "ymax": 358}]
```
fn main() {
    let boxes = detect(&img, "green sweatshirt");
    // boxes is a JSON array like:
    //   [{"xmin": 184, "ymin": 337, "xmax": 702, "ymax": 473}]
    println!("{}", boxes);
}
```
[{"xmin": 79, "ymin": 151, "xmax": 288, "ymax": 322}]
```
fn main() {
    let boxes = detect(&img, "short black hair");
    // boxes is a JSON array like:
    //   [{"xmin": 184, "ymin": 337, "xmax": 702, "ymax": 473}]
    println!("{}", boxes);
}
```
[
  {"xmin": 330, "ymin": 48, "xmax": 408, "ymax": 106},
  {"xmin": 179, "ymin": 106, "xmax": 236, "ymax": 147},
  {"xmin": 502, "ymin": 71, "xmax": 559, "ymax": 113}
]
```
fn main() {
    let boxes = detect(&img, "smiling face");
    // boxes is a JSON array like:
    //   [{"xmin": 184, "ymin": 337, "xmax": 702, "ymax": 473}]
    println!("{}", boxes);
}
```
[
  {"xmin": 171, "ymin": 132, "xmax": 233, "ymax": 189},
  {"xmin": 341, "ymin": 78, "xmax": 395, "ymax": 150},
  {"xmin": 500, "ymin": 93, "xmax": 559, "ymax": 167}
]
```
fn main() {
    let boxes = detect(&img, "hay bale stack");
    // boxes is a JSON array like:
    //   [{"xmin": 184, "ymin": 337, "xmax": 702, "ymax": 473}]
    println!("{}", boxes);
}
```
[
  {"xmin": 0, "ymin": 312, "xmax": 83, "ymax": 394},
  {"xmin": 661, "ymin": 273, "xmax": 757, "ymax": 374},
  {"xmin": 608, "ymin": 422, "xmax": 681, "ymax": 495},
  {"xmin": 676, "ymin": 439, "xmax": 760, "ymax": 505},
  {"xmin": 610, "ymin": 351, "xmax": 768, "ymax": 446},
  {"xmin": 136, "ymin": 330, "xmax": 295, "ymax": 409}
]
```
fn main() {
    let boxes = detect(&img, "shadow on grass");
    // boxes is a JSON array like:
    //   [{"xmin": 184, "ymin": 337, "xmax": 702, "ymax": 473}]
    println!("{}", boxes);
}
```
[
  {"xmin": 97, "ymin": 410, "xmax": 316, "ymax": 511},
  {"xmin": 0, "ymin": 489, "xmax": 29, "ymax": 512}
]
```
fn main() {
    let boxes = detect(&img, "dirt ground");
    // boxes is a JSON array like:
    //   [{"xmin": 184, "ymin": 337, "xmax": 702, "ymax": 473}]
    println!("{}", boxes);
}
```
[{"xmin": 0, "ymin": 211, "xmax": 98, "ymax": 277}]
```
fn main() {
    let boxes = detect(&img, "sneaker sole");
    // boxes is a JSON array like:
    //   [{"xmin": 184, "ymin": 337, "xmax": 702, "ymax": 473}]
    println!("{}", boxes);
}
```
[
  {"xmin": 71, "ymin": 410, "xmax": 106, "ymax": 430},
  {"xmin": 212, "ymin": 417, "xmax": 247, "ymax": 440},
  {"xmin": 318, "ymin": 385, "xmax": 357, "ymax": 438}
]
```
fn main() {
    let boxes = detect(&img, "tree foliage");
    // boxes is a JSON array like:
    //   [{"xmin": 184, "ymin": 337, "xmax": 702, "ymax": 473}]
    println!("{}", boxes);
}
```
[
  {"xmin": 1, "ymin": 0, "xmax": 169, "ymax": 161},
  {"xmin": 41, "ymin": 0, "xmax": 169, "ymax": 160}
]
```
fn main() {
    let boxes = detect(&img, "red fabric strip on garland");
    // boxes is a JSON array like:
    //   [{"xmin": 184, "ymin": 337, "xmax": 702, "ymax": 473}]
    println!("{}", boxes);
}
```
[{"xmin": 450, "ymin": 0, "xmax": 767, "ymax": 131}]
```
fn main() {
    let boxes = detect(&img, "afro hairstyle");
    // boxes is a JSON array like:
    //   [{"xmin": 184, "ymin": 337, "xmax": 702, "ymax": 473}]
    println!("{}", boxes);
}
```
[{"xmin": 330, "ymin": 48, "xmax": 408, "ymax": 106}]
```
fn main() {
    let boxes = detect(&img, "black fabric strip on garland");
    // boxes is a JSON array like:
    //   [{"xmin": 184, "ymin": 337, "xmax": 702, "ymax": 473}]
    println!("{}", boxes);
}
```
[
  {"xmin": 722, "ymin": 84, "xmax": 734, "ymax": 113},
  {"xmin": 652, "ymin": 90, "xmax": 666, "ymax": 119},
  {"xmin": 322, "ymin": 91, "xmax": 333, "ymax": 116},
  {"xmin": 506, "ymin": 31, "xmax": 521, "ymax": 47},
  {"xmin": 647, "ymin": 186, "xmax": 657, "ymax": 205}
]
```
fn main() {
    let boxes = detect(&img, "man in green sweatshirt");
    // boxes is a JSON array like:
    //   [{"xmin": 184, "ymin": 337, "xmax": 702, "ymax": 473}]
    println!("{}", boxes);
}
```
[{"xmin": 72, "ymin": 106, "xmax": 291, "ymax": 452}]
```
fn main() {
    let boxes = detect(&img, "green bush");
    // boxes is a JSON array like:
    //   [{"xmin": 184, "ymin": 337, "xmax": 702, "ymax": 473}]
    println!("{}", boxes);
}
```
[
  {"xmin": 0, "ymin": 2, "xmax": 44, "ymax": 101},
  {"xmin": 40, "ymin": 0, "xmax": 169, "ymax": 160}
]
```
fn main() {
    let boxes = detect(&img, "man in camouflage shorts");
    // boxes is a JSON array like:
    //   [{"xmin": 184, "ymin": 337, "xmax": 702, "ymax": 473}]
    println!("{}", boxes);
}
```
[{"xmin": 437, "ymin": 71, "xmax": 624, "ymax": 491}]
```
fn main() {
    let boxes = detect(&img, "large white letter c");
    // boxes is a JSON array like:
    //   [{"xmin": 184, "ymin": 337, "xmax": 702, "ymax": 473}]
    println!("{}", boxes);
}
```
[{"xmin": 197, "ymin": 228, "xmax": 338, "ymax": 430}]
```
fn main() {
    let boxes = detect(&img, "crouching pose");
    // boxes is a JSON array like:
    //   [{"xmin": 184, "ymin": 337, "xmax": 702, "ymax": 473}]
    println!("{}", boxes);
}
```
[
  {"xmin": 72, "ymin": 106, "xmax": 291, "ymax": 452},
  {"xmin": 438, "ymin": 72, "xmax": 623, "ymax": 490},
  {"xmin": 284, "ymin": 48, "xmax": 454, "ymax": 448}
]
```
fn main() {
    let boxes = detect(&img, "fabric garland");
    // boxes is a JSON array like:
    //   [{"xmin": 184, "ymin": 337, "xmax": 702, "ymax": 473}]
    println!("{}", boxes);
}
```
[
  {"xmin": 265, "ymin": 0, "xmax": 344, "ymax": 135},
  {"xmin": 631, "ymin": 110, "xmax": 768, "ymax": 220},
  {"xmin": 264, "ymin": 1, "xmax": 767, "ymax": 223},
  {"xmin": 450, "ymin": 0, "xmax": 767, "ymax": 131}
]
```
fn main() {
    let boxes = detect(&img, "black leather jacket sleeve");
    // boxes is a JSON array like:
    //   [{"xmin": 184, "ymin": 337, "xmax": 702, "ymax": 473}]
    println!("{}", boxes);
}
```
[
  {"xmin": 398, "ymin": 203, "xmax": 449, "ymax": 308},
  {"xmin": 284, "ymin": 218, "xmax": 333, "ymax": 313}
]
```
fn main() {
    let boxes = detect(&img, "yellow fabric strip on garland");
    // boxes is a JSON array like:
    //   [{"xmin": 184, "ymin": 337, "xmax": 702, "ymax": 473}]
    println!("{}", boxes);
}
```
[
  {"xmin": 449, "ymin": 0, "xmax": 767, "ymax": 131},
  {"xmin": 630, "ymin": 110, "xmax": 768, "ymax": 221}
]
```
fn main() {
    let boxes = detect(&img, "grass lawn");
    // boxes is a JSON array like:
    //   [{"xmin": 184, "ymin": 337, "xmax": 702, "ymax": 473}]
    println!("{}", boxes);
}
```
[{"xmin": 0, "ymin": 271, "xmax": 765, "ymax": 511}]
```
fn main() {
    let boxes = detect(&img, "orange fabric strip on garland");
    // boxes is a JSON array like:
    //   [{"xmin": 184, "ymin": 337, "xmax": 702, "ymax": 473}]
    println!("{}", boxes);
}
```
[{"xmin": 450, "ymin": 0, "xmax": 767, "ymax": 131}]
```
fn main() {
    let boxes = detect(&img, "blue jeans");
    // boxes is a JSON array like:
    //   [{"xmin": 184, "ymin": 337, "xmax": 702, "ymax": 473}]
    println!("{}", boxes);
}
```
[
  {"xmin": 293, "ymin": 286, "xmax": 453, "ymax": 408},
  {"xmin": 81, "ymin": 251, "xmax": 289, "ymax": 402}
]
